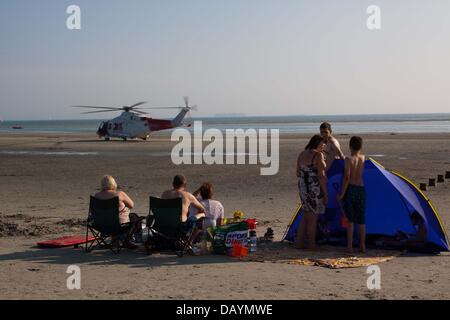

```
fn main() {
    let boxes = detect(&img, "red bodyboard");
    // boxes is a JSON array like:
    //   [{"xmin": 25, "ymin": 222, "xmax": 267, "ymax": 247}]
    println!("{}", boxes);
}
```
[{"xmin": 37, "ymin": 235, "xmax": 95, "ymax": 248}]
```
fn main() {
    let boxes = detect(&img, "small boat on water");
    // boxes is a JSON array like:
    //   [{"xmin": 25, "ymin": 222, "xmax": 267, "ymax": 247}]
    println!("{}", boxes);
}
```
[{"xmin": 12, "ymin": 125, "xmax": 24, "ymax": 129}]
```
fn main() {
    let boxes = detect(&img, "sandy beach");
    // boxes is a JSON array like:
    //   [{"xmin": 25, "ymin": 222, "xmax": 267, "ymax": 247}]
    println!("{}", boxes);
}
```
[{"xmin": 0, "ymin": 132, "xmax": 449, "ymax": 300}]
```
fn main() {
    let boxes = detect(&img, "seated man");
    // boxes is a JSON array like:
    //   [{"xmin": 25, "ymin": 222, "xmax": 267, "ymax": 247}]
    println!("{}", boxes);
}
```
[
  {"xmin": 161, "ymin": 174, "xmax": 206, "ymax": 232},
  {"xmin": 191, "ymin": 182, "xmax": 225, "ymax": 228}
]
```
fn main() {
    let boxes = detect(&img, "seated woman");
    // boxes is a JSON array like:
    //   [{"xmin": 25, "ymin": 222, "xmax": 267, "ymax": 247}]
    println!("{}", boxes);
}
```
[
  {"xmin": 94, "ymin": 175, "xmax": 141, "ymax": 249},
  {"xmin": 191, "ymin": 182, "xmax": 225, "ymax": 228}
]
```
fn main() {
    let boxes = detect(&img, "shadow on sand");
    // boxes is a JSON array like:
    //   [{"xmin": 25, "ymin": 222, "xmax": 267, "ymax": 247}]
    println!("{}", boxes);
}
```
[
  {"xmin": 66, "ymin": 139, "xmax": 145, "ymax": 144},
  {"xmin": 0, "ymin": 244, "xmax": 240, "ymax": 269},
  {"xmin": 0, "ymin": 241, "xmax": 446, "ymax": 270}
]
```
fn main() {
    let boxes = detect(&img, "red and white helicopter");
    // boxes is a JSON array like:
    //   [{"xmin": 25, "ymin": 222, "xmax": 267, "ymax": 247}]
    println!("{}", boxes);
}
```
[{"xmin": 73, "ymin": 97, "xmax": 196, "ymax": 141}]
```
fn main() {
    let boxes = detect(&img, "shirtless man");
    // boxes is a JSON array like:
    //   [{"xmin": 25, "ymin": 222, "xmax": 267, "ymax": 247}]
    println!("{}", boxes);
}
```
[
  {"xmin": 337, "ymin": 136, "xmax": 366, "ymax": 253},
  {"xmin": 161, "ymin": 174, "xmax": 205, "ymax": 222},
  {"xmin": 320, "ymin": 122, "xmax": 345, "ymax": 170}
]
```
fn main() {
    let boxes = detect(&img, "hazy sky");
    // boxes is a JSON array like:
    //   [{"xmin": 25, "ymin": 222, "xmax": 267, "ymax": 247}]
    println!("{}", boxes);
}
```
[{"xmin": 1, "ymin": 0, "xmax": 450, "ymax": 120}]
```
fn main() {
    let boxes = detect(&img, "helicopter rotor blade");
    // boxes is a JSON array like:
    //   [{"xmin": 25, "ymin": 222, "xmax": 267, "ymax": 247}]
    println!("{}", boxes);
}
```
[
  {"xmin": 129, "ymin": 101, "xmax": 148, "ymax": 108},
  {"xmin": 140, "ymin": 106, "xmax": 183, "ymax": 110},
  {"xmin": 81, "ymin": 110, "xmax": 120, "ymax": 114},
  {"xmin": 72, "ymin": 106, "xmax": 121, "ymax": 110},
  {"xmin": 73, "ymin": 100, "xmax": 197, "ymax": 116},
  {"xmin": 133, "ymin": 110, "xmax": 148, "ymax": 115}
]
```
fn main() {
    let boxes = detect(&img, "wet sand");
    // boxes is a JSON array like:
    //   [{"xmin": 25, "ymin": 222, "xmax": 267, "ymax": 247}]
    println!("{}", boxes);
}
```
[{"xmin": 0, "ymin": 132, "xmax": 449, "ymax": 299}]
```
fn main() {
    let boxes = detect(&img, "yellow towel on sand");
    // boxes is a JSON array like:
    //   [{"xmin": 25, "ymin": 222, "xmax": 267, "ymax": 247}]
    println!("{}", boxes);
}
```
[
  {"xmin": 285, "ymin": 256, "xmax": 395, "ymax": 269},
  {"xmin": 242, "ymin": 244, "xmax": 399, "ymax": 269}
]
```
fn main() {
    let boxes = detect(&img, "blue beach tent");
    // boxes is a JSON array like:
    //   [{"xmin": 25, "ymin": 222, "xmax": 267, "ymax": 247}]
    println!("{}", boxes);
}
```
[{"xmin": 283, "ymin": 159, "xmax": 449, "ymax": 252}]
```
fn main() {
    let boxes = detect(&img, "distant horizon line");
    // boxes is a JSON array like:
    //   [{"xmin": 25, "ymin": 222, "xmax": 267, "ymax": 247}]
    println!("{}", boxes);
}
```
[{"xmin": 2, "ymin": 112, "xmax": 450, "ymax": 122}]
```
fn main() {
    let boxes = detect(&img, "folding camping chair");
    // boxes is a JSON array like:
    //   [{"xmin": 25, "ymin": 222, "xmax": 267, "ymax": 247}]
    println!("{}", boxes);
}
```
[
  {"xmin": 145, "ymin": 197, "xmax": 197, "ymax": 257},
  {"xmin": 85, "ymin": 196, "xmax": 132, "ymax": 254}
]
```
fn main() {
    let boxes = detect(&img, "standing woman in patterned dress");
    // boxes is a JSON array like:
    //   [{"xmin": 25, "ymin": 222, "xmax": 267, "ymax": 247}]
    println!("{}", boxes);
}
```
[{"xmin": 295, "ymin": 135, "xmax": 328, "ymax": 250}]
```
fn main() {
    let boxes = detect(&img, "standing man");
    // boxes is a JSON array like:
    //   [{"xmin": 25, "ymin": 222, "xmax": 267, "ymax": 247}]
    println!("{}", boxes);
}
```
[{"xmin": 320, "ymin": 122, "xmax": 345, "ymax": 170}]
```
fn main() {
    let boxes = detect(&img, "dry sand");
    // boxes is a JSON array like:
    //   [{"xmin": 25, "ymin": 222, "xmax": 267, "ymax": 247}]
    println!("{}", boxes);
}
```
[{"xmin": 0, "ymin": 132, "xmax": 449, "ymax": 299}]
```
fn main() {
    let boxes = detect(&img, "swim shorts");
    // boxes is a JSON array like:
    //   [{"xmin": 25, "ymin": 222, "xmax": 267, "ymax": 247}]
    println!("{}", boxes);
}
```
[
  {"xmin": 343, "ymin": 184, "xmax": 366, "ymax": 224},
  {"xmin": 183, "ymin": 216, "xmax": 203, "ymax": 232}
]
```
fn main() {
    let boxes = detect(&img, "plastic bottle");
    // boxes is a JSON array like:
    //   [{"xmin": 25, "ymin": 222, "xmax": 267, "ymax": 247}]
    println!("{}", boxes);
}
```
[
  {"xmin": 139, "ymin": 219, "xmax": 148, "ymax": 243},
  {"xmin": 249, "ymin": 230, "xmax": 257, "ymax": 253},
  {"xmin": 141, "ymin": 220, "xmax": 150, "ymax": 243},
  {"xmin": 192, "ymin": 243, "xmax": 201, "ymax": 255}
]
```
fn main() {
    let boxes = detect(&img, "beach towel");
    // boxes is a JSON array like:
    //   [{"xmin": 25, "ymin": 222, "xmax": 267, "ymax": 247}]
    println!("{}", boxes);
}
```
[
  {"xmin": 241, "ymin": 243, "xmax": 400, "ymax": 269},
  {"xmin": 285, "ymin": 256, "xmax": 395, "ymax": 269}
]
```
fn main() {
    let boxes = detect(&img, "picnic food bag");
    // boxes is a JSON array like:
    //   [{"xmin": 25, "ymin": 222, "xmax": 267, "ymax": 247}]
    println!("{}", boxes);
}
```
[{"xmin": 213, "ymin": 221, "xmax": 248, "ymax": 254}]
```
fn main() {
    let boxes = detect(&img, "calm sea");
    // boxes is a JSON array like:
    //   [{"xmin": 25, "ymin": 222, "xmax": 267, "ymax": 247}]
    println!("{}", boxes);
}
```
[{"xmin": 1, "ymin": 114, "xmax": 450, "ymax": 134}]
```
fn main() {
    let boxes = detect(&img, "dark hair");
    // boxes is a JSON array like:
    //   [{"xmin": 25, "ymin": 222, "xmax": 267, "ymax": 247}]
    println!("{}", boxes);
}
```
[
  {"xmin": 349, "ymin": 136, "xmax": 363, "ymax": 151},
  {"xmin": 200, "ymin": 182, "xmax": 213, "ymax": 199},
  {"xmin": 173, "ymin": 175, "xmax": 186, "ymax": 189},
  {"xmin": 320, "ymin": 122, "xmax": 332, "ymax": 132},
  {"xmin": 305, "ymin": 135, "xmax": 324, "ymax": 150}
]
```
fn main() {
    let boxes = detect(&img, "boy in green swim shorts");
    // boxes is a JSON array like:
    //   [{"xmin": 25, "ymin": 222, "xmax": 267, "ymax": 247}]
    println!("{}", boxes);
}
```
[{"xmin": 337, "ymin": 136, "xmax": 366, "ymax": 253}]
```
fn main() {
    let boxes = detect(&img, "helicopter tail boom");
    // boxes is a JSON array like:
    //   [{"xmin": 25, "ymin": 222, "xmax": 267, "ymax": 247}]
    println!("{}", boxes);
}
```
[{"xmin": 171, "ymin": 107, "xmax": 190, "ymax": 127}]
